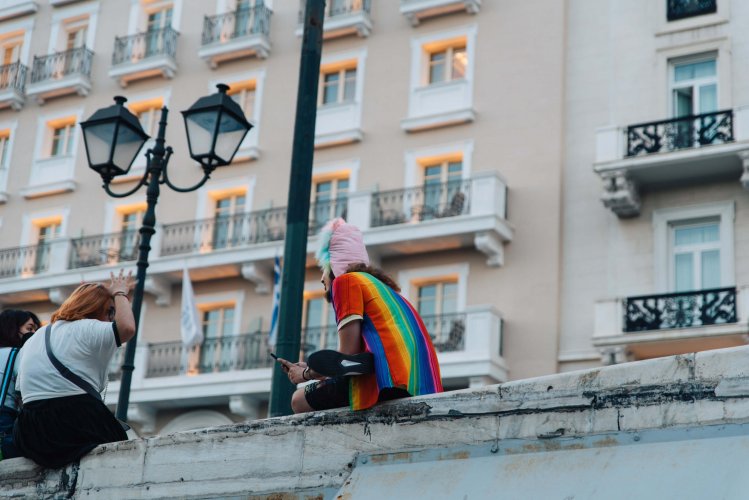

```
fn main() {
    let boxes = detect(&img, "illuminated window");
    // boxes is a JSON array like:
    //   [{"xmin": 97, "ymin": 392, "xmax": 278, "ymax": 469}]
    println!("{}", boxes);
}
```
[
  {"xmin": 198, "ymin": 303, "xmax": 236, "ymax": 373},
  {"xmin": 311, "ymin": 176, "xmax": 348, "ymax": 230},
  {"xmin": 49, "ymin": 118, "xmax": 76, "ymax": 157},
  {"xmin": 128, "ymin": 98, "xmax": 164, "ymax": 137},
  {"xmin": 227, "ymin": 81, "xmax": 256, "ymax": 121},
  {"xmin": 145, "ymin": 5, "xmax": 173, "ymax": 57},
  {"xmin": 319, "ymin": 62, "xmax": 357, "ymax": 106},
  {"xmin": 425, "ymin": 38, "xmax": 467, "ymax": 85},
  {"xmin": 0, "ymin": 36, "xmax": 22, "ymax": 66},
  {"xmin": 64, "ymin": 19, "xmax": 88, "ymax": 50},
  {"xmin": 212, "ymin": 191, "xmax": 246, "ymax": 249},
  {"xmin": 419, "ymin": 155, "xmax": 464, "ymax": 219}
]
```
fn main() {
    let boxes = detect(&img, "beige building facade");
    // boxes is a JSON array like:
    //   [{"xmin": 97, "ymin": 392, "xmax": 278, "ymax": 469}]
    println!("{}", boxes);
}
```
[
  {"xmin": 0, "ymin": 0, "xmax": 566, "ymax": 435},
  {"xmin": 561, "ymin": 0, "xmax": 749, "ymax": 371}
]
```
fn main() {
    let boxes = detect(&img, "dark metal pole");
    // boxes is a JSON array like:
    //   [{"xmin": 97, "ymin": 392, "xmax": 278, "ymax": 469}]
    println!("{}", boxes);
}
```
[
  {"xmin": 115, "ymin": 107, "xmax": 169, "ymax": 421},
  {"xmin": 269, "ymin": 0, "xmax": 325, "ymax": 417}
]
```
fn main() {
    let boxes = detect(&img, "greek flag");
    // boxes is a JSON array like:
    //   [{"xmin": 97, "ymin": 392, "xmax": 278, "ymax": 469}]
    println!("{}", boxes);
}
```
[
  {"xmin": 180, "ymin": 268, "xmax": 203, "ymax": 347},
  {"xmin": 268, "ymin": 255, "xmax": 282, "ymax": 349}
]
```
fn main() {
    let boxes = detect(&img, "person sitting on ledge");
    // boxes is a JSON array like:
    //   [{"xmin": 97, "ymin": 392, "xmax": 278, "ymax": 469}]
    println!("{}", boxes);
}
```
[
  {"xmin": 13, "ymin": 270, "xmax": 135, "ymax": 468},
  {"xmin": 277, "ymin": 218, "xmax": 443, "ymax": 413}
]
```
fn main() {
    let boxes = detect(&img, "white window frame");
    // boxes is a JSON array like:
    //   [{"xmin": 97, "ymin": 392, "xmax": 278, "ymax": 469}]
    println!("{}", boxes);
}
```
[
  {"xmin": 653, "ymin": 201, "xmax": 735, "ymax": 293},
  {"xmin": 398, "ymin": 263, "xmax": 469, "ymax": 313},
  {"xmin": 196, "ymin": 176, "xmax": 256, "ymax": 220},
  {"xmin": 655, "ymin": 39, "xmax": 731, "ymax": 118},
  {"xmin": 668, "ymin": 52, "xmax": 718, "ymax": 118},
  {"xmin": 210, "ymin": 69, "xmax": 265, "ymax": 161},
  {"xmin": 312, "ymin": 159, "xmax": 359, "ymax": 192},
  {"xmin": 409, "ymin": 25, "xmax": 476, "ymax": 92},
  {"xmin": 404, "ymin": 140, "xmax": 473, "ymax": 188},
  {"xmin": 319, "ymin": 65, "xmax": 357, "ymax": 106},
  {"xmin": 128, "ymin": 0, "xmax": 183, "ymax": 34},
  {"xmin": 0, "ymin": 18, "xmax": 34, "ymax": 66},
  {"xmin": 0, "ymin": 119, "xmax": 18, "ymax": 199},
  {"xmin": 48, "ymin": 1, "xmax": 99, "ymax": 53},
  {"xmin": 195, "ymin": 290, "xmax": 245, "ymax": 336},
  {"xmin": 104, "ymin": 197, "xmax": 147, "ymax": 234},
  {"xmin": 21, "ymin": 206, "xmax": 70, "ymax": 246},
  {"xmin": 319, "ymin": 48, "xmax": 367, "ymax": 108}
]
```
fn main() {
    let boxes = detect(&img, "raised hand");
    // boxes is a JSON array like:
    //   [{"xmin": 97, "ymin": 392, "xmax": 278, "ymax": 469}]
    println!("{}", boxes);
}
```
[{"xmin": 106, "ymin": 269, "xmax": 136, "ymax": 297}]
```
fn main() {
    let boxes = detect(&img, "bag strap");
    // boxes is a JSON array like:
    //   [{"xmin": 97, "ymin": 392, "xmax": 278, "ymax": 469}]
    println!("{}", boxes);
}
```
[
  {"xmin": 0, "ymin": 348, "xmax": 19, "ymax": 410},
  {"xmin": 44, "ymin": 324, "xmax": 102, "ymax": 402}
]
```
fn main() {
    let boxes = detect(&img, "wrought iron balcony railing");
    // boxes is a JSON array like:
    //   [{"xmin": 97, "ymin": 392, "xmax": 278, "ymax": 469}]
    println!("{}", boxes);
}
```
[
  {"xmin": 112, "ymin": 26, "xmax": 179, "ymax": 66},
  {"xmin": 160, "ymin": 207, "xmax": 288, "ymax": 256},
  {"xmin": 69, "ymin": 231, "xmax": 140, "ymax": 269},
  {"xmin": 300, "ymin": 325, "xmax": 338, "ymax": 358},
  {"xmin": 309, "ymin": 198, "xmax": 347, "ymax": 234},
  {"xmin": 146, "ymin": 332, "xmax": 272, "ymax": 378},
  {"xmin": 298, "ymin": 0, "xmax": 371, "ymax": 23},
  {"xmin": 0, "ymin": 61, "xmax": 27, "ymax": 93},
  {"xmin": 30, "ymin": 47, "xmax": 93, "ymax": 84},
  {"xmin": 202, "ymin": 3, "xmax": 272, "ymax": 45},
  {"xmin": 667, "ymin": 0, "xmax": 716, "ymax": 21},
  {"xmin": 624, "ymin": 287, "xmax": 737, "ymax": 333},
  {"xmin": 422, "ymin": 312, "xmax": 466, "ymax": 352},
  {"xmin": 371, "ymin": 179, "xmax": 471, "ymax": 228},
  {"xmin": 0, "ymin": 243, "xmax": 52, "ymax": 278},
  {"xmin": 626, "ymin": 110, "xmax": 733, "ymax": 157}
]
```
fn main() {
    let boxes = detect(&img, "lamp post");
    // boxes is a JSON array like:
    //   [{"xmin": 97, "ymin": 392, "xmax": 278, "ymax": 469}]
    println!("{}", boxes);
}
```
[{"xmin": 80, "ymin": 84, "xmax": 253, "ymax": 421}]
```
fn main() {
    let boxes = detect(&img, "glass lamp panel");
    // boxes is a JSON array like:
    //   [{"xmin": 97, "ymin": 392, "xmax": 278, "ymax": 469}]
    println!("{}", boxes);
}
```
[
  {"xmin": 185, "ymin": 110, "xmax": 219, "ymax": 157},
  {"xmin": 214, "ymin": 112, "xmax": 247, "ymax": 162},
  {"xmin": 83, "ymin": 122, "xmax": 116, "ymax": 165},
  {"xmin": 111, "ymin": 123, "xmax": 146, "ymax": 170}
]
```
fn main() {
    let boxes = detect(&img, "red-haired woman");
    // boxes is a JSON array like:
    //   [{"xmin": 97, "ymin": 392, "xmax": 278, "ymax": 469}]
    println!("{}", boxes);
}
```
[
  {"xmin": 0, "ymin": 310, "xmax": 40, "ymax": 460},
  {"xmin": 13, "ymin": 270, "xmax": 135, "ymax": 468}
]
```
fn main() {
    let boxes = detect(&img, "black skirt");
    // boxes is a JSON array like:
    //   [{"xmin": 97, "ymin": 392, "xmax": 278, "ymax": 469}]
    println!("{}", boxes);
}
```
[{"xmin": 13, "ymin": 393, "xmax": 127, "ymax": 468}]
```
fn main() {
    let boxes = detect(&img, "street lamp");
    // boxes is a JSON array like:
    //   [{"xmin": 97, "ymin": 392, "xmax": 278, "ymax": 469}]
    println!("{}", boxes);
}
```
[{"xmin": 80, "ymin": 84, "xmax": 253, "ymax": 421}]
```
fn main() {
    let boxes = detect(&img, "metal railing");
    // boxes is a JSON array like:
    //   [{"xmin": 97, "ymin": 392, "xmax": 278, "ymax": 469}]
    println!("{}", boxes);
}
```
[
  {"xmin": 0, "ymin": 61, "xmax": 27, "ymax": 93},
  {"xmin": 667, "ymin": 0, "xmax": 716, "ymax": 21},
  {"xmin": 371, "ymin": 179, "xmax": 471, "ymax": 228},
  {"xmin": 146, "ymin": 332, "xmax": 272, "ymax": 378},
  {"xmin": 69, "ymin": 231, "xmax": 140, "ymax": 269},
  {"xmin": 309, "ymin": 198, "xmax": 347, "ymax": 234},
  {"xmin": 30, "ymin": 47, "xmax": 93, "ymax": 84},
  {"xmin": 202, "ymin": 3, "xmax": 272, "ymax": 45},
  {"xmin": 112, "ymin": 26, "xmax": 179, "ymax": 66},
  {"xmin": 422, "ymin": 313, "xmax": 466, "ymax": 352},
  {"xmin": 160, "ymin": 207, "xmax": 288, "ymax": 256},
  {"xmin": 626, "ymin": 109, "xmax": 733, "ymax": 157},
  {"xmin": 300, "ymin": 325, "xmax": 338, "ymax": 358},
  {"xmin": 298, "ymin": 0, "xmax": 371, "ymax": 22},
  {"xmin": 0, "ymin": 243, "xmax": 52, "ymax": 278},
  {"xmin": 624, "ymin": 287, "xmax": 737, "ymax": 332}
]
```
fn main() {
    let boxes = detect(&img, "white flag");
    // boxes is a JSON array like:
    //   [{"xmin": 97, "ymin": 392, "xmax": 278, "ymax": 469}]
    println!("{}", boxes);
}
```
[
  {"xmin": 268, "ymin": 255, "xmax": 282, "ymax": 349},
  {"xmin": 181, "ymin": 268, "xmax": 203, "ymax": 347}
]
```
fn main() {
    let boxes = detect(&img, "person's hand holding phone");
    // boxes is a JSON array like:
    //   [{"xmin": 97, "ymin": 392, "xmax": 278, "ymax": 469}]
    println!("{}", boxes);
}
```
[{"xmin": 275, "ymin": 357, "xmax": 309, "ymax": 384}]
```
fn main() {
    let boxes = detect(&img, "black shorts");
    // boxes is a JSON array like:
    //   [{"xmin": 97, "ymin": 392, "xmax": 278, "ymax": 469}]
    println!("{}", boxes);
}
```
[{"xmin": 304, "ymin": 376, "xmax": 411, "ymax": 411}]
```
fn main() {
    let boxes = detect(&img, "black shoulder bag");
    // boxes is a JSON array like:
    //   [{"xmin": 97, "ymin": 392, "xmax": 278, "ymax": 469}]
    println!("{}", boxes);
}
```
[{"xmin": 44, "ymin": 325, "xmax": 130, "ymax": 431}]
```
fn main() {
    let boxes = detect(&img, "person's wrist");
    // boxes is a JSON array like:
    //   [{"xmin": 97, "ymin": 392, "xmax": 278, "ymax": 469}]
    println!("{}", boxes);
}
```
[
  {"xmin": 302, "ymin": 367, "xmax": 311, "ymax": 381},
  {"xmin": 113, "ymin": 291, "xmax": 129, "ymax": 298}
]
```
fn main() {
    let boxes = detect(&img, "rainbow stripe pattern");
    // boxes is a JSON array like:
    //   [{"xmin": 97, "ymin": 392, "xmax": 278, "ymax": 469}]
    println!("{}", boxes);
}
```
[{"xmin": 331, "ymin": 272, "xmax": 443, "ymax": 410}]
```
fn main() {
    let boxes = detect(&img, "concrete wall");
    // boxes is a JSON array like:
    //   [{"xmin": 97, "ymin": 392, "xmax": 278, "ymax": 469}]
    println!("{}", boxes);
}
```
[{"xmin": 3, "ymin": 344, "xmax": 749, "ymax": 498}]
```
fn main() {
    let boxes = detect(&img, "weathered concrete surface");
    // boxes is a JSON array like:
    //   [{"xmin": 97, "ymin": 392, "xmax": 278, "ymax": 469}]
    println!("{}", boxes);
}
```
[{"xmin": 2, "ymin": 345, "xmax": 749, "ymax": 499}]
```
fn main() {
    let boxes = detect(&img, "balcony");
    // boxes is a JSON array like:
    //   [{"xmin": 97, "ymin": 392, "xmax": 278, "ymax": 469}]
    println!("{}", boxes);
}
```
[
  {"xmin": 667, "ymin": 0, "xmax": 716, "ymax": 21},
  {"xmin": 401, "ymin": 79, "xmax": 475, "ymax": 132},
  {"xmin": 103, "ymin": 307, "xmax": 505, "ymax": 430},
  {"xmin": 0, "ymin": 62, "xmax": 27, "ymax": 111},
  {"xmin": 26, "ymin": 47, "xmax": 93, "ymax": 104},
  {"xmin": 109, "ymin": 27, "xmax": 179, "ymax": 87},
  {"xmin": 400, "ymin": 0, "xmax": 481, "ymax": 26},
  {"xmin": 199, "ymin": 4, "xmax": 272, "ymax": 67},
  {"xmin": 296, "ymin": 0, "xmax": 372, "ymax": 40},
  {"xmin": 594, "ymin": 107, "xmax": 749, "ymax": 218},
  {"xmin": 69, "ymin": 231, "xmax": 139, "ymax": 269},
  {"xmin": 0, "ymin": 1, "xmax": 37, "ymax": 22},
  {"xmin": 594, "ymin": 286, "xmax": 749, "ymax": 360}
]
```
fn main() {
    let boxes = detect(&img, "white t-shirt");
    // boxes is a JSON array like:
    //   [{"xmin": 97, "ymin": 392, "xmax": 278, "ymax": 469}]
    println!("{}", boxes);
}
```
[{"xmin": 18, "ymin": 320, "xmax": 120, "ymax": 404}]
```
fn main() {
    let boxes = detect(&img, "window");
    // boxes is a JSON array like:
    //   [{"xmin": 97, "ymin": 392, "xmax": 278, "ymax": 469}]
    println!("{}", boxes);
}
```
[
  {"xmin": 671, "ymin": 220, "xmax": 721, "ymax": 291},
  {"xmin": 671, "ymin": 57, "xmax": 717, "ymax": 117},
  {"xmin": 64, "ymin": 20, "xmax": 88, "ymax": 50},
  {"xmin": 0, "ymin": 130, "xmax": 11, "ymax": 170},
  {"xmin": 227, "ymin": 81, "xmax": 256, "ymax": 122},
  {"xmin": 320, "ymin": 65, "xmax": 356, "ymax": 106},
  {"xmin": 35, "ymin": 220, "xmax": 62, "ymax": 272},
  {"xmin": 667, "ymin": 0, "xmax": 717, "ymax": 22},
  {"xmin": 213, "ymin": 192, "xmax": 246, "ymax": 249},
  {"xmin": 129, "ymin": 98, "xmax": 163, "ymax": 137},
  {"xmin": 414, "ymin": 278, "xmax": 462, "ymax": 347},
  {"xmin": 49, "ymin": 119, "xmax": 75, "ymax": 157},
  {"xmin": 302, "ymin": 293, "xmax": 336, "ymax": 354},
  {"xmin": 0, "ymin": 36, "xmax": 21, "ymax": 66},
  {"xmin": 118, "ymin": 206, "xmax": 145, "ymax": 260},
  {"xmin": 198, "ymin": 304, "xmax": 235, "ymax": 373},
  {"xmin": 145, "ymin": 5, "xmax": 173, "ymax": 57},
  {"xmin": 311, "ymin": 177, "xmax": 348, "ymax": 230},
  {"xmin": 426, "ymin": 41, "xmax": 467, "ymax": 85},
  {"xmin": 416, "ymin": 280, "xmax": 458, "ymax": 318},
  {"xmin": 419, "ymin": 156, "xmax": 464, "ymax": 219}
]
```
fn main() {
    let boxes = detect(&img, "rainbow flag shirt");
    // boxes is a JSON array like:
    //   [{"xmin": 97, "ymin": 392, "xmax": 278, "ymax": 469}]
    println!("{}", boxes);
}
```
[{"xmin": 331, "ymin": 272, "xmax": 444, "ymax": 410}]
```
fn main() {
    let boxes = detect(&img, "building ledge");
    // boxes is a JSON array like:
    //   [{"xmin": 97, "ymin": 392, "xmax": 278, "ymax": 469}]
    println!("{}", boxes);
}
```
[
  {"xmin": 0, "ymin": 1, "xmax": 37, "ymax": 22},
  {"xmin": 198, "ymin": 35, "xmax": 271, "ymax": 68},
  {"xmin": 20, "ymin": 180, "xmax": 76, "ymax": 199},
  {"xmin": 401, "ymin": 108, "xmax": 475, "ymax": 132},
  {"xmin": 400, "ymin": 0, "xmax": 481, "ymax": 26},
  {"xmin": 109, "ymin": 57, "xmax": 177, "ymax": 88},
  {"xmin": 314, "ymin": 127, "xmax": 363, "ymax": 149},
  {"xmin": 3, "ymin": 345, "xmax": 749, "ymax": 497},
  {"xmin": 0, "ymin": 87, "xmax": 25, "ymax": 111},
  {"xmin": 26, "ymin": 74, "xmax": 92, "ymax": 104}
]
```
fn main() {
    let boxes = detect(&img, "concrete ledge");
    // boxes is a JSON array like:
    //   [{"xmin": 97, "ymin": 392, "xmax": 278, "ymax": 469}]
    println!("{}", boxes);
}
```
[{"xmin": 3, "ymin": 345, "xmax": 749, "ymax": 498}]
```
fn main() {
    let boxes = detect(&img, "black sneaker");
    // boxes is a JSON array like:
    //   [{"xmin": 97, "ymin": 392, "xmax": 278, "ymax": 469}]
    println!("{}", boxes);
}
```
[{"xmin": 307, "ymin": 350, "xmax": 375, "ymax": 377}]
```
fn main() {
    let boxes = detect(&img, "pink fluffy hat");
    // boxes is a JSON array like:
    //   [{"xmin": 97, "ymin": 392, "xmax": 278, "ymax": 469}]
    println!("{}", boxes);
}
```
[{"xmin": 316, "ymin": 218, "xmax": 370, "ymax": 278}]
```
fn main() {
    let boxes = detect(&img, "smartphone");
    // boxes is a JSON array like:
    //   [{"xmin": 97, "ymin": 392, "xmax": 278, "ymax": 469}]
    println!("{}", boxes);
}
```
[{"xmin": 269, "ymin": 352, "xmax": 278, "ymax": 360}]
